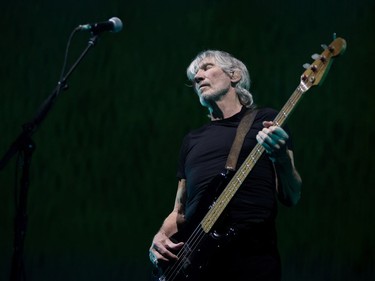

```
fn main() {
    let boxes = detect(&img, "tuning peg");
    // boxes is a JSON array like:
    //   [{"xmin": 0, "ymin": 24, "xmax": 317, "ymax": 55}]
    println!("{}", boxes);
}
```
[
  {"xmin": 303, "ymin": 63, "xmax": 310, "ymax": 69},
  {"xmin": 321, "ymin": 44, "xmax": 328, "ymax": 50},
  {"xmin": 311, "ymin": 53, "xmax": 320, "ymax": 60}
]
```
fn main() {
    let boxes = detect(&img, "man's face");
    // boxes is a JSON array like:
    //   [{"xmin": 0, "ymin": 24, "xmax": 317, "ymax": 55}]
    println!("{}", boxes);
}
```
[{"xmin": 193, "ymin": 57, "xmax": 232, "ymax": 103}]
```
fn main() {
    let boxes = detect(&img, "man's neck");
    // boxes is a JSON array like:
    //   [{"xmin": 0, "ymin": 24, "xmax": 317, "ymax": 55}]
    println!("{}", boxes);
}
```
[{"xmin": 208, "ymin": 93, "xmax": 243, "ymax": 120}]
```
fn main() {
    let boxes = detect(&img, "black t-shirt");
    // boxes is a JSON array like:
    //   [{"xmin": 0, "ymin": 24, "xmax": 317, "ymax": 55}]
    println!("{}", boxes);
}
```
[{"xmin": 176, "ymin": 107, "xmax": 293, "ymax": 229}]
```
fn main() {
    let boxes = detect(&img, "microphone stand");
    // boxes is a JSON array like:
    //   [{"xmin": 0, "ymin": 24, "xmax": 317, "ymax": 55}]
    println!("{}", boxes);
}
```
[{"xmin": 0, "ymin": 33, "xmax": 99, "ymax": 281}]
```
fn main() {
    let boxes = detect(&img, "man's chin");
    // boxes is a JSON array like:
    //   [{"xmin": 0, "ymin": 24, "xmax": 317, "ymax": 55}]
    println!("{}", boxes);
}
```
[{"xmin": 200, "ymin": 91, "xmax": 214, "ymax": 99}]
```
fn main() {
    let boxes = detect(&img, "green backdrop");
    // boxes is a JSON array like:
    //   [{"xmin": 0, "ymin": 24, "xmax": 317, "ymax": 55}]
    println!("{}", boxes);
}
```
[{"xmin": 1, "ymin": 0, "xmax": 374, "ymax": 280}]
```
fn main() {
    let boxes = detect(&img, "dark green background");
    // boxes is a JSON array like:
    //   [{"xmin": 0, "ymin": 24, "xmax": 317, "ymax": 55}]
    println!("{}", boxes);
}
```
[{"xmin": 1, "ymin": 0, "xmax": 374, "ymax": 280}]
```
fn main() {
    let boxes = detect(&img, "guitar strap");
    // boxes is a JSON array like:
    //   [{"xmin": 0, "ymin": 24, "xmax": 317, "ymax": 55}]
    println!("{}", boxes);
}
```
[{"xmin": 225, "ymin": 108, "xmax": 259, "ymax": 171}]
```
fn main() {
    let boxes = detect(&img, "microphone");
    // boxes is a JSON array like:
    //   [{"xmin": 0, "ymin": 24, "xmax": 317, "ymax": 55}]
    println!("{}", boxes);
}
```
[{"xmin": 77, "ymin": 17, "xmax": 123, "ymax": 34}]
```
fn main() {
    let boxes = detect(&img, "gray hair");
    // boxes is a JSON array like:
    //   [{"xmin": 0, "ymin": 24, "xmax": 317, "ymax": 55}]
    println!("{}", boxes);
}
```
[{"xmin": 186, "ymin": 50, "xmax": 254, "ymax": 108}]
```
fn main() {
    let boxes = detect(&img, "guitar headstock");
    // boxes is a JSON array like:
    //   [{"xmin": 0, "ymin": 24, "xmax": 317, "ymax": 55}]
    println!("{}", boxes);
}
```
[{"xmin": 300, "ymin": 37, "xmax": 346, "ymax": 91}]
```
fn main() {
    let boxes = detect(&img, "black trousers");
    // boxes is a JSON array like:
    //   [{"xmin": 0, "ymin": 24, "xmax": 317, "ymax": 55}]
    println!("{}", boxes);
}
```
[{"xmin": 200, "ymin": 222, "xmax": 281, "ymax": 281}]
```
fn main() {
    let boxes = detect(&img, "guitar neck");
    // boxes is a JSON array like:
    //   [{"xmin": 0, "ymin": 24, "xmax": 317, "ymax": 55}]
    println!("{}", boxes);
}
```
[{"xmin": 200, "ymin": 83, "xmax": 307, "ymax": 233}]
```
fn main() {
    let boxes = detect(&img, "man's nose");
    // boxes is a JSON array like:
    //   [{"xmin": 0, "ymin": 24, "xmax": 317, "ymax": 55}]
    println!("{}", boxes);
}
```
[{"xmin": 194, "ymin": 70, "xmax": 204, "ymax": 83}]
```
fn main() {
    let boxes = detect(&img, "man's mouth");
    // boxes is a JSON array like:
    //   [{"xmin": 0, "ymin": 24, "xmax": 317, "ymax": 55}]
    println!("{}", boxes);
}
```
[{"xmin": 199, "ymin": 84, "xmax": 209, "ymax": 89}]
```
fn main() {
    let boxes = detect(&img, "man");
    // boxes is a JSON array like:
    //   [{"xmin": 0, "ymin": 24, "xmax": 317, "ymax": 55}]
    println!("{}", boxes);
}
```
[{"xmin": 149, "ymin": 50, "xmax": 302, "ymax": 281}]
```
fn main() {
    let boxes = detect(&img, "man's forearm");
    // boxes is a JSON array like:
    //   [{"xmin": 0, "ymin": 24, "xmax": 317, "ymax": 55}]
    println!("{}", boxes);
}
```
[{"xmin": 274, "ymin": 152, "xmax": 302, "ymax": 206}]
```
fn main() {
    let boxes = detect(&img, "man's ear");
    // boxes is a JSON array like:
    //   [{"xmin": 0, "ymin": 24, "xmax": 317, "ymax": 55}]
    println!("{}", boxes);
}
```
[{"xmin": 230, "ymin": 70, "xmax": 241, "ymax": 83}]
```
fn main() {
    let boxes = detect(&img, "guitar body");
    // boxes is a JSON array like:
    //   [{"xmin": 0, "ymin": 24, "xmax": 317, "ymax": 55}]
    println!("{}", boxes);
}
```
[
  {"xmin": 154, "ymin": 170, "xmax": 237, "ymax": 281},
  {"xmin": 155, "ymin": 227, "xmax": 236, "ymax": 281}
]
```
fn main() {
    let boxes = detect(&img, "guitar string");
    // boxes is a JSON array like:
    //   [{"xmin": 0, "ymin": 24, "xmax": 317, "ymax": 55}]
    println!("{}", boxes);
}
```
[{"xmin": 162, "ymin": 225, "xmax": 206, "ymax": 280}]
